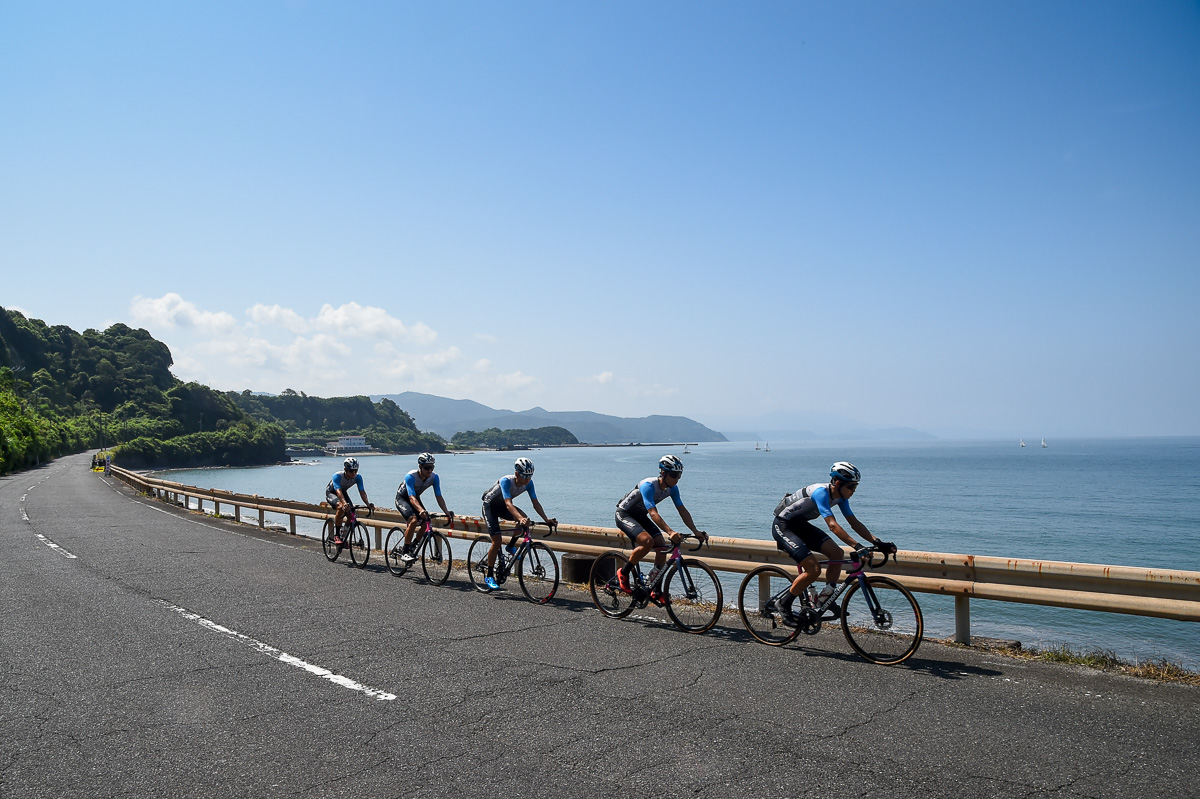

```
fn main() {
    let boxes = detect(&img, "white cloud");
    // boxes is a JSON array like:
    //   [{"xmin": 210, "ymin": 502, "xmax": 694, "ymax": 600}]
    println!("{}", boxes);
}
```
[
  {"xmin": 591, "ymin": 371, "xmax": 614, "ymax": 384},
  {"xmin": 131, "ymin": 293, "xmax": 238, "ymax": 333},
  {"xmin": 126, "ymin": 293, "xmax": 547, "ymax": 401}
]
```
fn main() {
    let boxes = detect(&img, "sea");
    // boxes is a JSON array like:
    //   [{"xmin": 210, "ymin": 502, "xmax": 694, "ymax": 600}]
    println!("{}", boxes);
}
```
[{"xmin": 156, "ymin": 437, "xmax": 1200, "ymax": 670}]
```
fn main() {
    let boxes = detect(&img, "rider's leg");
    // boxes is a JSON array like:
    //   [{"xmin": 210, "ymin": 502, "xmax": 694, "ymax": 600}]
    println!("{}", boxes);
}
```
[
  {"xmin": 486, "ymin": 533, "xmax": 503, "ymax": 575},
  {"xmin": 626, "ymin": 530, "xmax": 655, "ymax": 572},
  {"xmin": 818, "ymin": 538, "xmax": 846, "ymax": 589},
  {"xmin": 404, "ymin": 514, "xmax": 420, "ymax": 548},
  {"xmin": 789, "ymin": 554, "xmax": 822, "ymax": 601}
]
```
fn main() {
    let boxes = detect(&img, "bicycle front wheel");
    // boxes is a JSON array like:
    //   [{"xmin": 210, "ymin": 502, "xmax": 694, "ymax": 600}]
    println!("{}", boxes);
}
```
[
  {"xmin": 738, "ymin": 565, "xmax": 801, "ymax": 646},
  {"xmin": 589, "ymin": 551, "xmax": 635, "ymax": 619},
  {"xmin": 384, "ymin": 527, "xmax": 409, "ymax": 577},
  {"xmin": 663, "ymin": 558, "xmax": 722, "ymax": 633},
  {"xmin": 321, "ymin": 519, "xmax": 340, "ymax": 562},
  {"xmin": 840, "ymin": 575, "xmax": 924, "ymax": 665},
  {"xmin": 518, "ymin": 542, "xmax": 559, "ymax": 604},
  {"xmin": 421, "ymin": 531, "xmax": 453, "ymax": 586},
  {"xmin": 466, "ymin": 535, "xmax": 495, "ymax": 592},
  {"xmin": 348, "ymin": 522, "xmax": 372, "ymax": 568}
]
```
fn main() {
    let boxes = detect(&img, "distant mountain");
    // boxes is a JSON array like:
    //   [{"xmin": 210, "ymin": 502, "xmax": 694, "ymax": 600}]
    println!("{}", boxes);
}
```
[
  {"xmin": 700, "ymin": 410, "xmax": 935, "ymax": 442},
  {"xmin": 373, "ymin": 392, "xmax": 727, "ymax": 444}
]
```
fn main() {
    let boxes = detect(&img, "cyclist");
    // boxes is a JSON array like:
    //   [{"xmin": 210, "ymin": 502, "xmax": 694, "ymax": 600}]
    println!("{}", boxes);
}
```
[
  {"xmin": 325, "ymin": 457, "xmax": 373, "ymax": 540},
  {"xmin": 766, "ymin": 461, "xmax": 895, "ymax": 625},
  {"xmin": 614, "ymin": 454, "xmax": 708, "ymax": 595},
  {"xmin": 480, "ymin": 457, "xmax": 557, "ymax": 590},
  {"xmin": 394, "ymin": 452, "xmax": 454, "ymax": 564}
]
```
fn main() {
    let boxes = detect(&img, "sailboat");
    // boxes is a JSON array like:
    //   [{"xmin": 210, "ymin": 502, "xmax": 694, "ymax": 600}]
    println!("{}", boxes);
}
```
[
  {"xmin": 1041, "ymin": 438, "xmax": 1047, "ymax": 448},
  {"xmin": 682, "ymin": 445, "xmax": 691, "ymax": 454},
  {"xmin": 1020, "ymin": 438, "xmax": 1026, "ymax": 448},
  {"xmin": 755, "ymin": 441, "xmax": 760, "ymax": 451},
  {"xmin": 764, "ymin": 441, "xmax": 771, "ymax": 452}
]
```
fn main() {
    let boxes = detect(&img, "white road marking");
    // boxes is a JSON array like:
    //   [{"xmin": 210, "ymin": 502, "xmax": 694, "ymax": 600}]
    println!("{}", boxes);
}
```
[
  {"xmin": 34, "ymin": 534, "xmax": 78, "ymax": 559},
  {"xmin": 159, "ymin": 601, "xmax": 397, "ymax": 701}
]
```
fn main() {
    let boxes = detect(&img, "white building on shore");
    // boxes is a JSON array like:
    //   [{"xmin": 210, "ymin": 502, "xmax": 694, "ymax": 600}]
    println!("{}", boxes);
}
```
[{"xmin": 328, "ymin": 435, "xmax": 370, "ymax": 452}]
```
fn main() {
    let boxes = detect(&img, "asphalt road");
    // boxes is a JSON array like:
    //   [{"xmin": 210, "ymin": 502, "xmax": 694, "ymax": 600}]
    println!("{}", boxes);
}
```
[{"xmin": 2, "ymin": 454, "xmax": 1197, "ymax": 799}]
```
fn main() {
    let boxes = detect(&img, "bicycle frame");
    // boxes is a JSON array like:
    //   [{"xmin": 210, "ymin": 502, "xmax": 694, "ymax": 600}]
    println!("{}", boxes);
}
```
[
  {"xmin": 496, "ymin": 523, "xmax": 547, "ymax": 580},
  {"xmin": 630, "ymin": 535, "xmax": 703, "ymax": 605}
]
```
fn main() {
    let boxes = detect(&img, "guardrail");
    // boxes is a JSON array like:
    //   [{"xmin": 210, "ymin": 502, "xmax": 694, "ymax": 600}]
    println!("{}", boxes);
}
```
[{"xmin": 107, "ymin": 465, "xmax": 1200, "ymax": 645}]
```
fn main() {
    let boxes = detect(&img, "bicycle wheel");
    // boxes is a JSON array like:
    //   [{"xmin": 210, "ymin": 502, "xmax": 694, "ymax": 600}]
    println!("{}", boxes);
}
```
[
  {"xmin": 384, "ymin": 527, "xmax": 410, "ymax": 576},
  {"xmin": 518, "ymin": 542, "xmax": 559, "ymax": 604},
  {"xmin": 321, "ymin": 518, "xmax": 340, "ymax": 562},
  {"xmin": 589, "ymin": 551, "xmax": 635, "ymax": 619},
  {"xmin": 738, "ymin": 565, "xmax": 801, "ymax": 646},
  {"xmin": 466, "ymin": 535, "xmax": 495, "ymax": 592},
  {"xmin": 663, "ymin": 558, "xmax": 723, "ymax": 633},
  {"xmin": 421, "ymin": 531, "xmax": 453, "ymax": 586},
  {"xmin": 348, "ymin": 522, "xmax": 372, "ymax": 568},
  {"xmin": 840, "ymin": 575, "xmax": 924, "ymax": 665}
]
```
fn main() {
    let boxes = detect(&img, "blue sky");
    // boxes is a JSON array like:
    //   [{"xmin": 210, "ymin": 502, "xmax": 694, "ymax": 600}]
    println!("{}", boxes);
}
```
[{"xmin": 2, "ymin": 1, "xmax": 1197, "ymax": 438}]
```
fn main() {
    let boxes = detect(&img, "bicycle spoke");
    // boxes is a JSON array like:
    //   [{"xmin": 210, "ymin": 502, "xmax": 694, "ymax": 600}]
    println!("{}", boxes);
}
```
[{"xmin": 840, "ymin": 576, "xmax": 923, "ymax": 665}]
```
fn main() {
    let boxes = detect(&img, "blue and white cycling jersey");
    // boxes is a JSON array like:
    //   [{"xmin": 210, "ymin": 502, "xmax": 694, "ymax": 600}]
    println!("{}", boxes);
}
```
[
  {"xmin": 327, "ymin": 471, "xmax": 365, "ymax": 495},
  {"xmin": 482, "ymin": 475, "xmax": 537, "ymax": 506},
  {"xmin": 776, "ymin": 482, "xmax": 854, "ymax": 524},
  {"xmin": 398, "ymin": 469, "xmax": 442, "ymax": 500},
  {"xmin": 617, "ymin": 478, "xmax": 683, "ymax": 515}
]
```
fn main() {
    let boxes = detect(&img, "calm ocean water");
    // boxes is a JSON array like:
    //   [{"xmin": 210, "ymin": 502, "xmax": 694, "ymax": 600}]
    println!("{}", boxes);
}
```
[{"xmin": 158, "ymin": 437, "xmax": 1200, "ymax": 669}]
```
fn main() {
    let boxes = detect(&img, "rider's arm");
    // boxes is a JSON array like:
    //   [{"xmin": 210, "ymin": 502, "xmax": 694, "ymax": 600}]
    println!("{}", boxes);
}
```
[
  {"xmin": 647, "ymin": 506, "xmax": 676, "ymax": 539},
  {"xmin": 530, "ymin": 497, "xmax": 555, "ymax": 527},
  {"xmin": 436, "ymin": 495, "xmax": 452, "ymax": 518},
  {"xmin": 846, "ymin": 515, "xmax": 878, "ymax": 546},
  {"xmin": 675, "ymin": 505, "xmax": 706, "ymax": 541},
  {"xmin": 822, "ymin": 514, "xmax": 860, "ymax": 548},
  {"xmin": 504, "ymin": 497, "xmax": 529, "ymax": 524}
]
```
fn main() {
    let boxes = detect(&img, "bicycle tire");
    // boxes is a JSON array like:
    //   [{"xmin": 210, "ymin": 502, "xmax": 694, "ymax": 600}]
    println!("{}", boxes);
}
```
[
  {"xmin": 321, "ymin": 518, "xmax": 340, "ymax": 562},
  {"xmin": 589, "ymin": 551, "xmax": 635, "ymax": 619},
  {"xmin": 663, "ymin": 558, "xmax": 723, "ymax": 633},
  {"xmin": 466, "ymin": 535, "xmax": 495, "ymax": 592},
  {"xmin": 421, "ymin": 531, "xmax": 453, "ymax": 586},
  {"xmin": 518, "ymin": 541, "xmax": 559, "ymax": 604},
  {"xmin": 738, "ymin": 565, "xmax": 801, "ymax": 646},
  {"xmin": 840, "ymin": 575, "xmax": 924, "ymax": 665},
  {"xmin": 384, "ymin": 527, "xmax": 410, "ymax": 576},
  {"xmin": 348, "ymin": 521, "xmax": 372, "ymax": 568}
]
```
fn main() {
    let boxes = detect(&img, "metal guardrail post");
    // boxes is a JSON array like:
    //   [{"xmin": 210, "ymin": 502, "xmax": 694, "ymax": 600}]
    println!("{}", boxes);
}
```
[
  {"xmin": 955, "ymin": 595, "xmax": 971, "ymax": 645},
  {"xmin": 258, "ymin": 509, "xmax": 265, "ymax": 528}
]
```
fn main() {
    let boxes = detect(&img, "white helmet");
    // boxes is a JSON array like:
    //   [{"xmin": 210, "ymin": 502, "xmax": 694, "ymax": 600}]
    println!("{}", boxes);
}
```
[
  {"xmin": 830, "ymin": 461, "xmax": 860, "ymax": 484},
  {"xmin": 417, "ymin": 452, "xmax": 436, "ymax": 466},
  {"xmin": 514, "ymin": 457, "xmax": 535, "ymax": 476},
  {"xmin": 658, "ymin": 454, "xmax": 684, "ymax": 474},
  {"xmin": 343, "ymin": 457, "xmax": 360, "ymax": 472}
]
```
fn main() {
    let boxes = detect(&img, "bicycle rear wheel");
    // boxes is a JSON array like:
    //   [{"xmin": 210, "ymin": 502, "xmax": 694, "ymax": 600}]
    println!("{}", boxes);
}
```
[
  {"xmin": 738, "ymin": 565, "xmax": 801, "ymax": 646},
  {"xmin": 589, "ymin": 551, "xmax": 635, "ymax": 619},
  {"xmin": 466, "ymin": 535, "xmax": 495, "ymax": 592},
  {"xmin": 663, "ymin": 558, "xmax": 722, "ymax": 633},
  {"xmin": 518, "ymin": 542, "xmax": 559, "ymax": 604},
  {"xmin": 421, "ymin": 531, "xmax": 453, "ymax": 585},
  {"xmin": 321, "ymin": 518, "xmax": 340, "ymax": 562},
  {"xmin": 348, "ymin": 522, "xmax": 372, "ymax": 568},
  {"xmin": 384, "ymin": 527, "xmax": 410, "ymax": 577},
  {"xmin": 840, "ymin": 575, "xmax": 924, "ymax": 665}
]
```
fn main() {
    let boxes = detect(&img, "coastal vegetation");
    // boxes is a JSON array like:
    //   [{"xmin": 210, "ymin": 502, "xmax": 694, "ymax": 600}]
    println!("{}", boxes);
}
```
[
  {"xmin": 227, "ymin": 389, "xmax": 444, "ymax": 454},
  {"xmin": 450, "ymin": 426, "xmax": 579, "ymax": 449},
  {"xmin": 0, "ymin": 307, "xmax": 285, "ymax": 472}
]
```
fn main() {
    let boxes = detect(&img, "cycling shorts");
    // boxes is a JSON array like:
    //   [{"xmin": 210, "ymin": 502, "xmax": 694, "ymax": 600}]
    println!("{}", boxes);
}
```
[
  {"xmin": 325, "ymin": 488, "xmax": 344, "ymax": 506},
  {"xmin": 395, "ymin": 491, "xmax": 421, "ymax": 520},
  {"xmin": 615, "ymin": 508, "xmax": 666, "ymax": 544},
  {"xmin": 772, "ymin": 517, "xmax": 832, "ymax": 564},
  {"xmin": 482, "ymin": 498, "xmax": 516, "ymax": 535}
]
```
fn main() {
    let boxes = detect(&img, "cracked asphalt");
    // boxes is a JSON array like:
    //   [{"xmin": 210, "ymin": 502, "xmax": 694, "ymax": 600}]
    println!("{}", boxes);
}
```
[{"xmin": 2, "ymin": 453, "xmax": 1197, "ymax": 798}]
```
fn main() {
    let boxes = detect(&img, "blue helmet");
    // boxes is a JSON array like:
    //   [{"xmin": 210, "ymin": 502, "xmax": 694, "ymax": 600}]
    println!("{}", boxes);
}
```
[{"xmin": 514, "ymin": 457, "xmax": 535, "ymax": 476}]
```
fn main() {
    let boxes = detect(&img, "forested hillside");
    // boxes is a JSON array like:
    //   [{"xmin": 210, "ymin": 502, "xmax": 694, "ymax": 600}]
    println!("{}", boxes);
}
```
[
  {"xmin": 0, "ymin": 307, "xmax": 285, "ymax": 472},
  {"xmin": 228, "ymin": 390, "xmax": 444, "ymax": 453},
  {"xmin": 450, "ymin": 426, "xmax": 578, "ymax": 449}
]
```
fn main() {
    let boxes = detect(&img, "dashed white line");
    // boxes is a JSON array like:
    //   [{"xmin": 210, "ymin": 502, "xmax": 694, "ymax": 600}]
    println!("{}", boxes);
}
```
[
  {"xmin": 34, "ymin": 534, "xmax": 78, "ymax": 559},
  {"xmin": 159, "ymin": 601, "xmax": 397, "ymax": 701}
]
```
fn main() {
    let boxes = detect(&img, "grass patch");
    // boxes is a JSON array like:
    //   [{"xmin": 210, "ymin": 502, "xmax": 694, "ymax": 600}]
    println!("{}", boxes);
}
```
[{"xmin": 1013, "ymin": 643, "xmax": 1200, "ymax": 685}]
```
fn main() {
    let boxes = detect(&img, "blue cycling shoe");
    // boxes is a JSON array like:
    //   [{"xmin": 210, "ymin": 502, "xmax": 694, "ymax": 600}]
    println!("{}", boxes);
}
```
[{"xmin": 485, "ymin": 577, "xmax": 500, "ymax": 590}]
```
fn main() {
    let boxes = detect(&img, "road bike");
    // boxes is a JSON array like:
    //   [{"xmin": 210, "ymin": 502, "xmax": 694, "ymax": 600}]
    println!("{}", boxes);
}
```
[
  {"xmin": 466, "ymin": 521, "xmax": 560, "ymax": 604},
  {"xmin": 737, "ymin": 545, "xmax": 923, "ymax": 665},
  {"xmin": 589, "ymin": 533, "xmax": 722, "ymax": 634},
  {"xmin": 321, "ymin": 502, "xmax": 373, "ymax": 568},
  {"xmin": 384, "ymin": 514, "xmax": 453, "ymax": 585}
]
